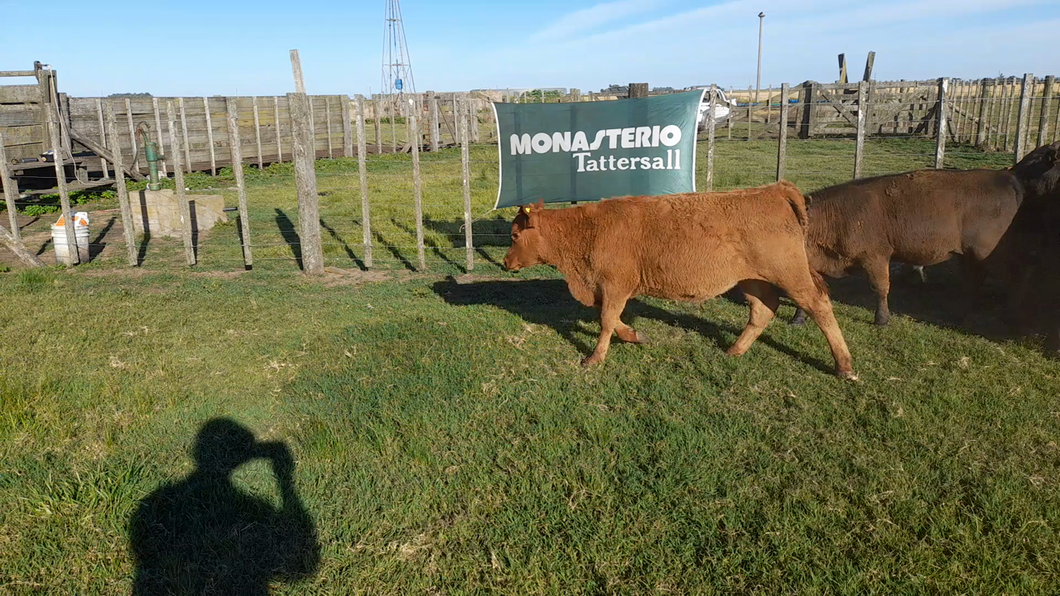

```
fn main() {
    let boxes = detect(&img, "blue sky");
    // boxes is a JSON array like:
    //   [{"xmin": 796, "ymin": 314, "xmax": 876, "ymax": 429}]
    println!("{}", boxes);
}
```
[{"xmin": 2, "ymin": 0, "xmax": 1058, "ymax": 97}]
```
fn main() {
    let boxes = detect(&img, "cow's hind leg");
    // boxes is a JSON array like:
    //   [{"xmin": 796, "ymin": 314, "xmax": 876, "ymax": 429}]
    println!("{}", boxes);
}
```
[
  {"xmin": 863, "ymin": 256, "xmax": 893, "ymax": 326},
  {"xmin": 615, "ymin": 321, "xmax": 648, "ymax": 344},
  {"xmin": 582, "ymin": 292, "xmax": 631, "ymax": 366},
  {"xmin": 727, "ymin": 280, "xmax": 780, "ymax": 357},
  {"xmin": 783, "ymin": 271, "xmax": 857, "ymax": 380}
]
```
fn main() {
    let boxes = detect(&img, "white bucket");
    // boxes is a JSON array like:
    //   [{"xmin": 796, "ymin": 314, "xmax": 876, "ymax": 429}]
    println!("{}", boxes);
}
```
[{"xmin": 52, "ymin": 222, "xmax": 90, "ymax": 265}]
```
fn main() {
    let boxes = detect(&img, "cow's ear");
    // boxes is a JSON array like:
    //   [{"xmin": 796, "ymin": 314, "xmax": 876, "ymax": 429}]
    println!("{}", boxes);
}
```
[{"xmin": 519, "ymin": 204, "xmax": 536, "ymax": 228}]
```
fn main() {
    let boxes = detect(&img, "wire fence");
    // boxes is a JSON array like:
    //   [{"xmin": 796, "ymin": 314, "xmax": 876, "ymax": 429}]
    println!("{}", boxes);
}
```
[{"xmin": 2, "ymin": 75, "xmax": 1057, "ymax": 273}]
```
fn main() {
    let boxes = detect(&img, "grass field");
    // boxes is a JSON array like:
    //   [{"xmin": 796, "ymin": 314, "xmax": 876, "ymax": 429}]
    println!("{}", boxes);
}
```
[{"xmin": 3, "ymin": 138, "xmax": 1057, "ymax": 594}]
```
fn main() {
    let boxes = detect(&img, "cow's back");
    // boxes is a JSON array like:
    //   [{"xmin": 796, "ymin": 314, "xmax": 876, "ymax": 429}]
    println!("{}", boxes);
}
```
[
  {"xmin": 807, "ymin": 169, "xmax": 1021, "ymax": 267},
  {"xmin": 586, "ymin": 185, "xmax": 809, "ymax": 300}
]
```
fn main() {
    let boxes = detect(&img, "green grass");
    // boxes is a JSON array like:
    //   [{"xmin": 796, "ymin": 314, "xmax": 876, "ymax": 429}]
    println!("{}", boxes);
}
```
[
  {"xmin": 1, "ymin": 137, "xmax": 1050, "ymax": 593},
  {"xmin": 2, "ymin": 264, "xmax": 1060, "ymax": 593}
]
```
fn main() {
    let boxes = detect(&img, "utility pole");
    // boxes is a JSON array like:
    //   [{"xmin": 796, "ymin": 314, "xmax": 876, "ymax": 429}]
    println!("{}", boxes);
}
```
[{"xmin": 755, "ymin": 12, "xmax": 765, "ymax": 107}]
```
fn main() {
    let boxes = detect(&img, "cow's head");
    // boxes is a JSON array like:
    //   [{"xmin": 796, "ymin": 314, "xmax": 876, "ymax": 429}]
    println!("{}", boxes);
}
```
[
  {"xmin": 503, "ymin": 199, "xmax": 546, "ymax": 271},
  {"xmin": 1014, "ymin": 141, "xmax": 1060, "ymax": 201}
]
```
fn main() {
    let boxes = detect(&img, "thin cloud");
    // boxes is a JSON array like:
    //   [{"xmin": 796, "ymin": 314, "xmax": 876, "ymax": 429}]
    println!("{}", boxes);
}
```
[{"xmin": 532, "ymin": 0, "xmax": 665, "ymax": 41}]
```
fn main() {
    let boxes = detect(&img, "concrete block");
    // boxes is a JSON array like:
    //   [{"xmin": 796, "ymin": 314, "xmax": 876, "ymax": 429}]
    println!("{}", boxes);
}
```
[{"xmin": 133, "ymin": 189, "xmax": 228, "ymax": 238}]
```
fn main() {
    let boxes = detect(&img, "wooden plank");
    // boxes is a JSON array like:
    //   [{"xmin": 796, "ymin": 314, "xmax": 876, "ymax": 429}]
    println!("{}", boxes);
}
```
[
  {"xmin": 460, "ymin": 99, "xmax": 474, "ymax": 270},
  {"xmin": 776, "ymin": 83, "xmax": 788, "ymax": 181},
  {"xmin": 287, "ymin": 92, "xmax": 323, "ymax": 275},
  {"xmin": 0, "ymin": 70, "xmax": 36, "ymax": 77},
  {"xmin": 935, "ymin": 78, "xmax": 948, "ymax": 169},
  {"xmin": 103, "ymin": 103, "xmax": 138, "ymax": 267},
  {"xmin": 225, "ymin": 97, "xmax": 253, "ymax": 269},
  {"xmin": 410, "ymin": 99, "xmax": 425, "ymax": 270},
  {"xmin": 166, "ymin": 101, "xmax": 196, "ymax": 266},
  {"xmin": 354, "ymin": 95, "xmax": 372, "ymax": 268},
  {"xmin": 46, "ymin": 100, "xmax": 79, "ymax": 265},
  {"xmin": 0, "ymin": 125, "xmax": 44, "ymax": 145},
  {"xmin": 0, "ymin": 222, "xmax": 45, "ymax": 267},
  {"xmin": 0, "ymin": 85, "xmax": 43, "ymax": 104},
  {"xmin": 203, "ymin": 97, "xmax": 216, "ymax": 175},
  {"xmin": 1014, "ymin": 73, "xmax": 1034, "ymax": 164},
  {"xmin": 67, "ymin": 123, "xmax": 145, "ymax": 181},
  {"xmin": 0, "ymin": 104, "xmax": 42, "ymax": 126},
  {"xmin": 0, "ymin": 131, "xmax": 23, "ymax": 242}
]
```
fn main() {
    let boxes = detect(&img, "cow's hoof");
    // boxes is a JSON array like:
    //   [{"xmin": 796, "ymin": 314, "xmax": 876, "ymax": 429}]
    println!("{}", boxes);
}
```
[
  {"xmin": 581, "ymin": 355, "xmax": 602, "ymax": 367},
  {"xmin": 837, "ymin": 370, "xmax": 860, "ymax": 381},
  {"xmin": 788, "ymin": 317, "xmax": 806, "ymax": 326},
  {"xmin": 873, "ymin": 315, "xmax": 891, "ymax": 326},
  {"xmin": 631, "ymin": 330, "xmax": 649, "ymax": 344}
]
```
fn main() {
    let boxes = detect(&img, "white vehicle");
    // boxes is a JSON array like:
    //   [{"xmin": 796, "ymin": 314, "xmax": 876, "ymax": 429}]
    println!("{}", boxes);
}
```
[{"xmin": 696, "ymin": 88, "xmax": 740, "ymax": 130}]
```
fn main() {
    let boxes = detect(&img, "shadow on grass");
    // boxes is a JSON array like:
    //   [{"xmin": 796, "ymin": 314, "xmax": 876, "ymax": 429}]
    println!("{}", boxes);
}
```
[
  {"xmin": 319, "ymin": 218, "xmax": 366, "ymax": 270},
  {"xmin": 275, "ymin": 209, "xmax": 303, "ymax": 270},
  {"xmin": 424, "ymin": 217, "xmax": 510, "ymax": 268},
  {"xmin": 808, "ymin": 260, "xmax": 1015, "ymax": 343},
  {"xmin": 129, "ymin": 417, "xmax": 320, "ymax": 595},
  {"xmin": 89, "ymin": 215, "xmax": 116, "ymax": 261},
  {"xmin": 432, "ymin": 278, "xmax": 838, "ymax": 375}
]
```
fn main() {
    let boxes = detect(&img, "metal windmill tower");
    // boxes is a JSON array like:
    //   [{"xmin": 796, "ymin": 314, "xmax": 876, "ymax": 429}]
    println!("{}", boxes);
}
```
[{"xmin": 381, "ymin": 0, "xmax": 415, "ymax": 99}]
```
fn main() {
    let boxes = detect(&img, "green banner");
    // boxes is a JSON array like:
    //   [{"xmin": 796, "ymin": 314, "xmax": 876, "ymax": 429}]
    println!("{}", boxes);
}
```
[{"xmin": 493, "ymin": 89, "xmax": 705, "ymax": 209}]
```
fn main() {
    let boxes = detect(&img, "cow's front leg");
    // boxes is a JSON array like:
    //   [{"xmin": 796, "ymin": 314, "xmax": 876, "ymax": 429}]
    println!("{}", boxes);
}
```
[
  {"xmin": 615, "ymin": 321, "xmax": 648, "ymax": 344},
  {"xmin": 582, "ymin": 293, "xmax": 630, "ymax": 366}
]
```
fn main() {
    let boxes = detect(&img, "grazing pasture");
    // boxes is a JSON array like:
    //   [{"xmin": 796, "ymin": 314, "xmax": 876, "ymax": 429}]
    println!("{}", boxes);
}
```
[{"xmin": 1, "ymin": 138, "xmax": 1055, "ymax": 594}]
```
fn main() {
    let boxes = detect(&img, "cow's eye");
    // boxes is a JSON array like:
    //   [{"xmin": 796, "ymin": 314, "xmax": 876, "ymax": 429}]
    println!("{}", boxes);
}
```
[{"xmin": 512, "ymin": 232, "xmax": 520, "ymax": 240}]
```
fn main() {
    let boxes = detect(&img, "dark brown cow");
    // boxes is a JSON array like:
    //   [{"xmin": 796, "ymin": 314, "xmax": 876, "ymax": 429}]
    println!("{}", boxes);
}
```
[
  {"xmin": 791, "ymin": 141, "xmax": 1060, "ymax": 326},
  {"xmin": 502, "ymin": 181, "xmax": 857, "ymax": 379}
]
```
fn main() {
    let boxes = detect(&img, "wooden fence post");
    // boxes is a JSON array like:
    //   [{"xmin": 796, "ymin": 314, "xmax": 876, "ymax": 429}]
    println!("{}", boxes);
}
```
[
  {"xmin": 103, "ymin": 104, "xmax": 138, "ymax": 267},
  {"xmin": 469, "ymin": 97, "xmax": 480, "ymax": 143},
  {"xmin": 178, "ymin": 97, "xmax": 192, "ymax": 172},
  {"xmin": 935, "ymin": 77, "xmax": 948, "ymax": 169},
  {"xmin": 252, "ymin": 97, "xmax": 264, "ymax": 168},
  {"xmin": 354, "ymin": 95, "xmax": 372, "ymax": 268},
  {"xmin": 274, "ymin": 96, "xmax": 284, "ymax": 163},
  {"xmin": 705, "ymin": 84, "xmax": 717, "ymax": 192},
  {"xmin": 288, "ymin": 92, "xmax": 324, "ymax": 274},
  {"xmin": 152, "ymin": 97, "xmax": 167, "ymax": 177},
  {"xmin": 976, "ymin": 78, "xmax": 990, "ymax": 148},
  {"xmin": 460, "ymin": 98, "xmax": 474, "ymax": 271},
  {"xmin": 226, "ymin": 97, "xmax": 253, "ymax": 269},
  {"xmin": 203, "ymin": 97, "xmax": 217, "ymax": 175},
  {"xmin": 1014, "ymin": 73, "xmax": 1034, "ymax": 164},
  {"xmin": 854, "ymin": 80, "xmax": 867, "ymax": 179},
  {"xmin": 776, "ymin": 83, "xmax": 788, "ymax": 181},
  {"xmin": 124, "ymin": 98, "xmax": 138, "ymax": 172},
  {"xmin": 1038, "ymin": 76, "xmax": 1055, "ymax": 147},
  {"xmin": 0, "ymin": 131, "xmax": 23, "ymax": 241},
  {"xmin": 341, "ymin": 95, "xmax": 354, "ymax": 158},
  {"xmin": 410, "ymin": 99, "xmax": 426, "ymax": 270},
  {"xmin": 166, "ymin": 101, "xmax": 196, "ymax": 266},
  {"xmin": 428, "ymin": 91, "xmax": 440, "ymax": 151},
  {"xmin": 374, "ymin": 99, "xmax": 382, "ymax": 154},
  {"xmin": 0, "ymin": 130, "xmax": 44, "ymax": 269},
  {"xmin": 747, "ymin": 84, "xmax": 753, "ymax": 140},
  {"xmin": 46, "ymin": 100, "xmax": 78, "ymax": 265},
  {"xmin": 324, "ymin": 96, "xmax": 334, "ymax": 159},
  {"xmin": 95, "ymin": 98, "xmax": 110, "ymax": 179},
  {"xmin": 390, "ymin": 96, "xmax": 398, "ymax": 153}
]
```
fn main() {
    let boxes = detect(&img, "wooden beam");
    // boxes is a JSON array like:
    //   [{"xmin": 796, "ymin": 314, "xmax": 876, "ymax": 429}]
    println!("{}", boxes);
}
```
[
  {"xmin": 166, "ymin": 101, "xmax": 196, "ymax": 266},
  {"xmin": 46, "ymin": 100, "xmax": 78, "ymax": 266},
  {"xmin": 0, "ymin": 223, "xmax": 45, "ymax": 268},
  {"xmin": 226, "ymin": 97, "xmax": 253, "ymax": 269},
  {"xmin": 290, "ymin": 49, "xmax": 306, "ymax": 94},
  {"xmin": 0, "ymin": 131, "xmax": 23, "ymax": 241},
  {"xmin": 103, "ymin": 102, "xmax": 139, "ymax": 267},
  {"xmin": 287, "ymin": 92, "xmax": 323, "ymax": 275},
  {"xmin": 354, "ymin": 95, "xmax": 372, "ymax": 268},
  {"xmin": 66, "ymin": 124, "xmax": 146, "ymax": 181}
]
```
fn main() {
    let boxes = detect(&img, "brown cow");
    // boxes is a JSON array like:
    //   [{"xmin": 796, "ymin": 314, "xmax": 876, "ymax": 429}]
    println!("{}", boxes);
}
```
[
  {"xmin": 791, "ymin": 141, "xmax": 1060, "ymax": 326},
  {"xmin": 502, "ymin": 181, "xmax": 857, "ymax": 379}
]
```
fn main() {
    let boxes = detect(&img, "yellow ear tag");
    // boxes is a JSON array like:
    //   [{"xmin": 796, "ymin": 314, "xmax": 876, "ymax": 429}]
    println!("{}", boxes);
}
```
[{"xmin": 522, "ymin": 206, "xmax": 532, "ymax": 214}]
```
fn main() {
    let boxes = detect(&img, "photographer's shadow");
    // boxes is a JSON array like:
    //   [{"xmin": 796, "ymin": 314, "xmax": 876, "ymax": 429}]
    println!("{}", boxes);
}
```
[{"xmin": 129, "ymin": 418, "xmax": 320, "ymax": 595}]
